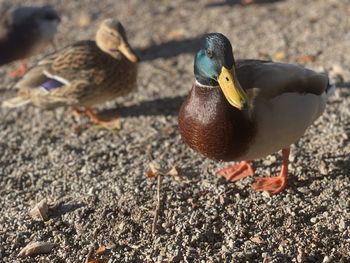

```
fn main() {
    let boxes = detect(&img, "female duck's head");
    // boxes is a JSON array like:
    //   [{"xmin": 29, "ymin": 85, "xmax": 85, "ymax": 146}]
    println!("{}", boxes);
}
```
[
  {"xmin": 194, "ymin": 33, "xmax": 248, "ymax": 110},
  {"xmin": 96, "ymin": 19, "xmax": 139, "ymax": 63}
]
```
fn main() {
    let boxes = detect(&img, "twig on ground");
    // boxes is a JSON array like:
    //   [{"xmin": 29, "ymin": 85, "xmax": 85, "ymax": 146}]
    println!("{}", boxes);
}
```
[
  {"xmin": 84, "ymin": 245, "xmax": 94, "ymax": 263},
  {"xmin": 152, "ymin": 173, "xmax": 162, "ymax": 235}
]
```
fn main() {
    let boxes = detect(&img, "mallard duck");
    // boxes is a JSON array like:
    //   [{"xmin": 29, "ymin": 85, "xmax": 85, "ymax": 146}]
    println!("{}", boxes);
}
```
[
  {"xmin": 0, "ymin": 5, "xmax": 60, "ymax": 77},
  {"xmin": 3, "ymin": 18, "xmax": 138, "ymax": 128},
  {"xmin": 178, "ymin": 33, "xmax": 333, "ymax": 195}
]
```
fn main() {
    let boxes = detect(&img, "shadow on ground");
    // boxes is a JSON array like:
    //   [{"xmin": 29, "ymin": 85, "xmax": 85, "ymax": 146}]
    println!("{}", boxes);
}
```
[
  {"xmin": 336, "ymin": 81, "xmax": 350, "ymax": 141},
  {"xmin": 136, "ymin": 37, "xmax": 202, "ymax": 61},
  {"xmin": 336, "ymin": 81, "xmax": 350, "ymax": 89},
  {"xmin": 100, "ymin": 95, "xmax": 185, "ymax": 118},
  {"xmin": 50, "ymin": 202, "xmax": 86, "ymax": 218},
  {"xmin": 206, "ymin": 0, "xmax": 285, "ymax": 7},
  {"xmin": 288, "ymin": 152, "xmax": 350, "ymax": 197}
]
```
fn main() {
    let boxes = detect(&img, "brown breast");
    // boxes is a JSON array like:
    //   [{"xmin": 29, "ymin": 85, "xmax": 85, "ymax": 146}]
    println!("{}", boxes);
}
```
[{"xmin": 178, "ymin": 83, "xmax": 255, "ymax": 162}]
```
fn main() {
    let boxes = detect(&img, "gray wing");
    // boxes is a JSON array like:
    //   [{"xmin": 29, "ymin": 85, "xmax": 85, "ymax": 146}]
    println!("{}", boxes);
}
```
[{"xmin": 236, "ymin": 59, "xmax": 329, "ymax": 100}]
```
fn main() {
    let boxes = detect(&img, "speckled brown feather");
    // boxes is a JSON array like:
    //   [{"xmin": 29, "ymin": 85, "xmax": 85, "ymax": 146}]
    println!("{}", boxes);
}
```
[{"xmin": 16, "ymin": 40, "xmax": 137, "ymax": 109}]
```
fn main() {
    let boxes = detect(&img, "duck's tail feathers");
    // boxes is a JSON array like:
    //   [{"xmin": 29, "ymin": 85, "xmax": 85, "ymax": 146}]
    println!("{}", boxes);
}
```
[
  {"xmin": 322, "ymin": 79, "xmax": 335, "ymax": 101},
  {"xmin": 326, "ymin": 79, "xmax": 336, "ymax": 96},
  {"xmin": 2, "ymin": 97, "xmax": 31, "ymax": 108}
]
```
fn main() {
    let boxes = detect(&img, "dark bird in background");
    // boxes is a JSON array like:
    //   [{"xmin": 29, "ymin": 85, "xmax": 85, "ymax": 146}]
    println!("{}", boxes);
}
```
[
  {"xmin": 0, "ymin": 5, "xmax": 60, "ymax": 77},
  {"xmin": 179, "ymin": 33, "xmax": 334, "ymax": 195}
]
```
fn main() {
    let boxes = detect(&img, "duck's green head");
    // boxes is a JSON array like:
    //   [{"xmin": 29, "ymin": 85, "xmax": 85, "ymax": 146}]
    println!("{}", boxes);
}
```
[{"xmin": 194, "ymin": 33, "xmax": 248, "ymax": 110}]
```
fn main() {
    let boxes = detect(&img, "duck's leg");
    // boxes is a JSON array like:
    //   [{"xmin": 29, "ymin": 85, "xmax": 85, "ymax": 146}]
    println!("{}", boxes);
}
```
[
  {"xmin": 241, "ymin": 0, "xmax": 254, "ymax": 6},
  {"xmin": 85, "ymin": 107, "xmax": 121, "ymax": 129},
  {"xmin": 70, "ymin": 107, "xmax": 84, "ymax": 119},
  {"xmin": 218, "ymin": 161, "xmax": 254, "ymax": 181},
  {"xmin": 252, "ymin": 148, "xmax": 289, "ymax": 195},
  {"xmin": 9, "ymin": 60, "xmax": 28, "ymax": 78}
]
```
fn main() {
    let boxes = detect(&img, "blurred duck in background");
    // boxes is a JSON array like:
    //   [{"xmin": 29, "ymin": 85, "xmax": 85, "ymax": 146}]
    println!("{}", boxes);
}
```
[
  {"xmin": 2, "ymin": 19, "xmax": 138, "ymax": 129},
  {"xmin": 0, "ymin": 5, "xmax": 61, "ymax": 78}
]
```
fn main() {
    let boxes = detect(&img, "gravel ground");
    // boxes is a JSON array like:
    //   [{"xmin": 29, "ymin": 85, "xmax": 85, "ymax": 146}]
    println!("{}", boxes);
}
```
[{"xmin": 1, "ymin": 0, "xmax": 350, "ymax": 262}]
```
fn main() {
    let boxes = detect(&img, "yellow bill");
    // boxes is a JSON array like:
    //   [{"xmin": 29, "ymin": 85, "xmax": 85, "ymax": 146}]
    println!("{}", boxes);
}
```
[
  {"xmin": 217, "ymin": 66, "xmax": 248, "ymax": 110},
  {"xmin": 118, "ymin": 41, "xmax": 139, "ymax": 63}
]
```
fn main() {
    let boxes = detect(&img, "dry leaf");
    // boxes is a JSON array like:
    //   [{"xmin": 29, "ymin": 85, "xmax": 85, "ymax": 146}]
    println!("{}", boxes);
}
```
[
  {"xmin": 116, "ymin": 221, "xmax": 125, "ymax": 232},
  {"xmin": 280, "ymin": 239, "xmax": 289, "ymax": 246},
  {"xmin": 273, "ymin": 51, "xmax": 286, "ymax": 61},
  {"xmin": 167, "ymin": 166, "xmax": 178, "ymax": 177},
  {"xmin": 258, "ymin": 51, "xmax": 271, "ymax": 60},
  {"xmin": 18, "ymin": 242, "xmax": 55, "ymax": 257},
  {"xmin": 329, "ymin": 64, "xmax": 345, "ymax": 80},
  {"xmin": 78, "ymin": 14, "xmax": 92, "ymax": 27},
  {"xmin": 96, "ymin": 246, "xmax": 106, "ymax": 255},
  {"xmin": 242, "ymin": 0, "xmax": 254, "ymax": 5},
  {"xmin": 147, "ymin": 169, "xmax": 156, "ymax": 178},
  {"xmin": 250, "ymin": 236, "xmax": 265, "ymax": 244},
  {"xmin": 88, "ymin": 259, "xmax": 107, "ymax": 263},
  {"xmin": 30, "ymin": 199, "xmax": 48, "ymax": 221},
  {"xmin": 95, "ymin": 119, "xmax": 121, "ymax": 130},
  {"xmin": 147, "ymin": 160, "xmax": 178, "ymax": 178},
  {"xmin": 297, "ymin": 55, "xmax": 317, "ymax": 63},
  {"xmin": 167, "ymin": 29, "xmax": 186, "ymax": 40},
  {"xmin": 161, "ymin": 126, "xmax": 175, "ymax": 135},
  {"xmin": 331, "ymin": 65, "xmax": 345, "ymax": 75},
  {"xmin": 148, "ymin": 160, "xmax": 162, "ymax": 176},
  {"xmin": 309, "ymin": 16, "xmax": 319, "ymax": 23}
]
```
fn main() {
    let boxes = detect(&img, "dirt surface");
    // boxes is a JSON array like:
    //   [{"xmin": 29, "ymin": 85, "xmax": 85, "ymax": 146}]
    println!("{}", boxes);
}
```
[{"xmin": 1, "ymin": 0, "xmax": 350, "ymax": 262}]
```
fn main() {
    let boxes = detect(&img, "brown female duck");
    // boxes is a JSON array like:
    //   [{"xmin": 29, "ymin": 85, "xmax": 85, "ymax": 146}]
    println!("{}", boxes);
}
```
[
  {"xmin": 179, "ymin": 33, "xmax": 333, "ymax": 195},
  {"xmin": 3, "ymin": 19, "xmax": 138, "ymax": 128},
  {"xmin": 0, "ymin": 5, "xmax": 60, "ymax": 77}
]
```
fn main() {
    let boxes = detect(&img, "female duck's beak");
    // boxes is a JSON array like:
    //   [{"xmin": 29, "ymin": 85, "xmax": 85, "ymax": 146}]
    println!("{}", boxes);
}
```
[
  {"xmin": 217, "ymin": 66, "xmax": 248, "ymax": 110},
  {"xmin": 118, "ymin": 40, "xmax": 139, "ymax": 63}
]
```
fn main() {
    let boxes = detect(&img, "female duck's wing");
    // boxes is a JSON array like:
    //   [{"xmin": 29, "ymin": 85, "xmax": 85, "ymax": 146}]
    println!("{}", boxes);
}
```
[
  {"xmin": 16, "ymin": 41, "xmax": 98, "ymax": 93},
  {"xmin": 2, "ymin": 41, "xmax": 96, "ymax": 108}
]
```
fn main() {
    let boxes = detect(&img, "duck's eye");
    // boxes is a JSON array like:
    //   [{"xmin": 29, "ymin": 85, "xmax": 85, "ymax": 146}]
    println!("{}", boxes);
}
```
[{"xmin": 205, "ymin": 48, "xmax": 213, "ymax": 59}]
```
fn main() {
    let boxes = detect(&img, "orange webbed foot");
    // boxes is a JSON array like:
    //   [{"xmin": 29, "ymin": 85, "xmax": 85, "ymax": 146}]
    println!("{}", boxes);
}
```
[
  {"xmin": 86, "ymin": 108, "xmax": 121, "ymax": 130},
  {"xmin": 70, "ymin": 107, "xmax": 84, "ymax": 119},
  {"xmin": 252, "ymin": 148, "xmax": 290, "ymax": 195},
  {"xmin": 218, "ymin": 161, "xmax": 254, "ymax": 182},
  {"xmin": 9, "ymin": 60, "xmax": 28, "ymax": 78},
  {"xmin": 252, "ymin": 175, "xmax": 286, "ymax": 195}
]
